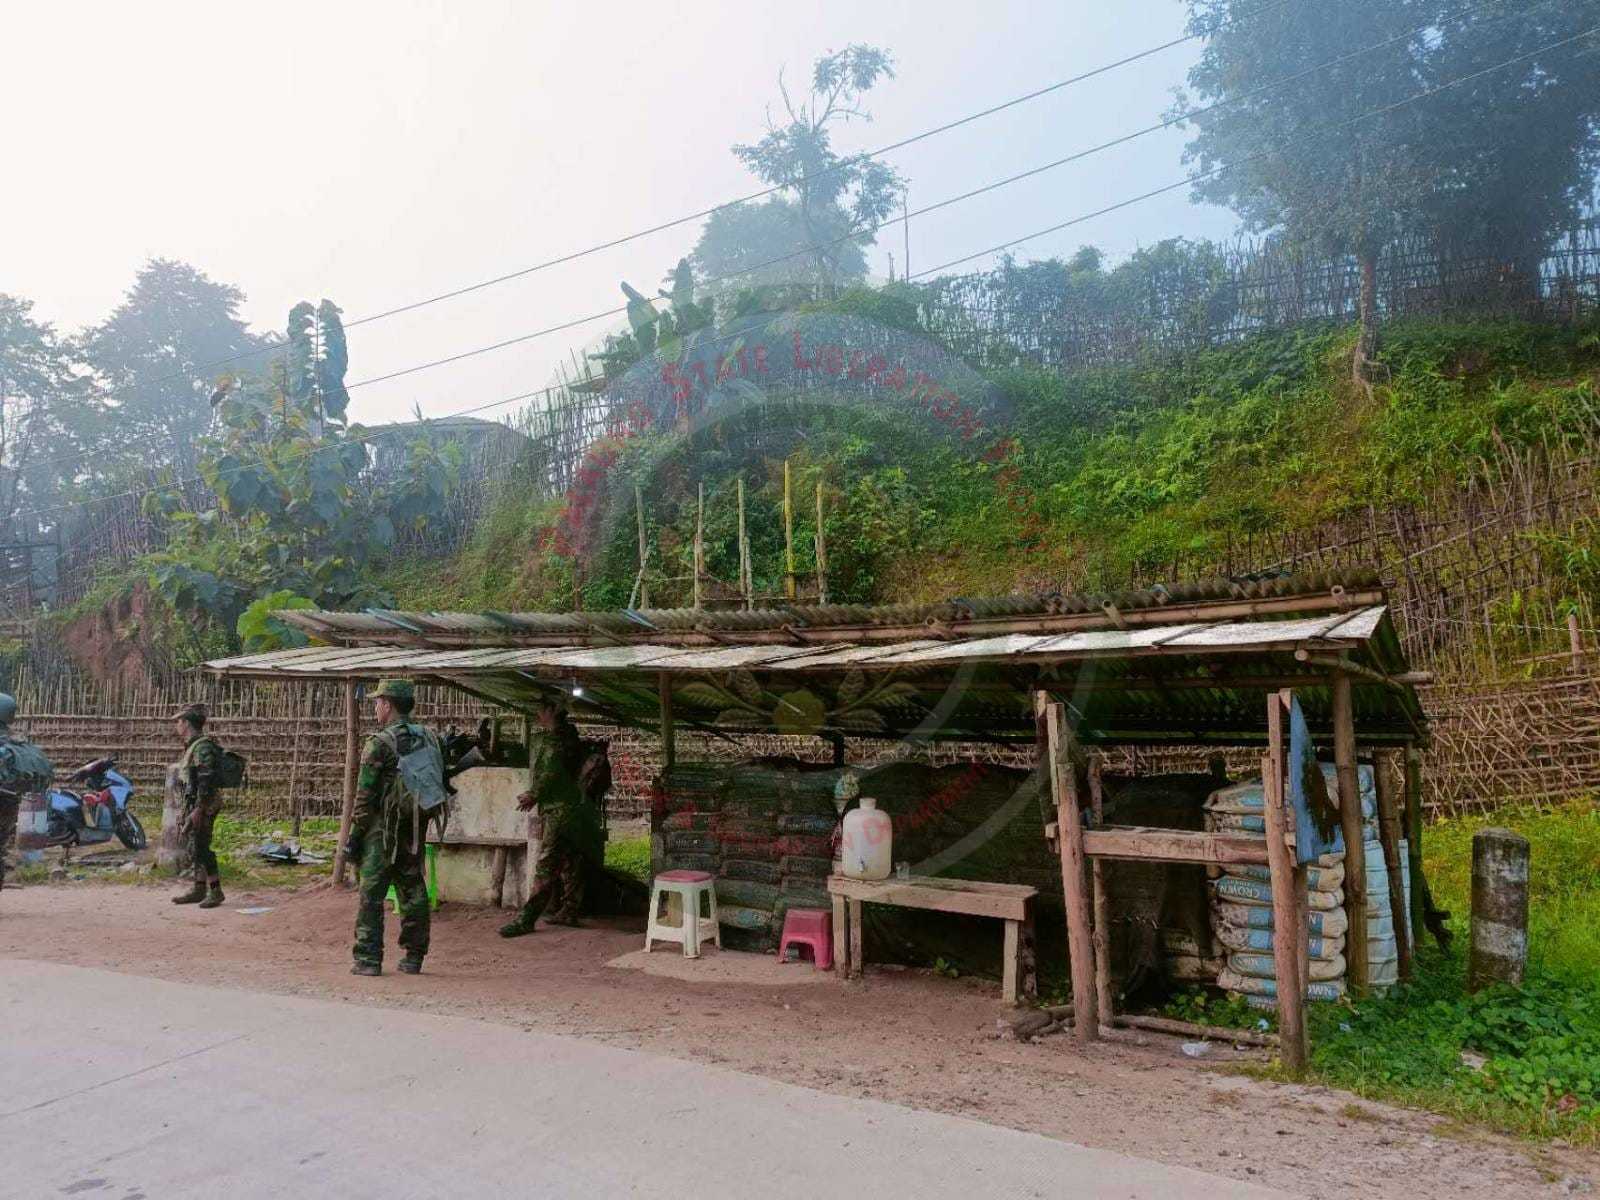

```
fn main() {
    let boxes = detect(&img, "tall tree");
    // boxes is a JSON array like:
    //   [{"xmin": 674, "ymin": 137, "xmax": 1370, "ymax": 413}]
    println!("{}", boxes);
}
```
[
  {"xmin": 79, "ymin": 259, "xmax": 269, "ymax": 479},
  {"xmin": 694, "ymin": 44, "xmax": 905, "ymax": 297},
  {"xmin": 0, "ymin": 295, "xmax": 91, "ymax": 546},
  {"xmin": 1173, "ymin": 1, "xmax": 1600, "ymax": 380}
]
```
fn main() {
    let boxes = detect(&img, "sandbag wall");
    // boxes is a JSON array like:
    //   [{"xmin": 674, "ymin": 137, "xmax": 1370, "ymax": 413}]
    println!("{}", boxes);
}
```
[
  {"xmin": 655, "ymin": 758, "xmax": 1062, "ymax": 968},
  {"xmin": 1204, "ymin": 764, "xmax": 1411, "ymax": 1008}
]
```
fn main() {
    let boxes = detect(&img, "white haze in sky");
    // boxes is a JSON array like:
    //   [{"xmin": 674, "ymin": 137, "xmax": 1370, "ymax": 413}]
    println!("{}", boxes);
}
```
[{"xmin": 2, "ymin": 0, "xmax": 1237, "ymax": 427}]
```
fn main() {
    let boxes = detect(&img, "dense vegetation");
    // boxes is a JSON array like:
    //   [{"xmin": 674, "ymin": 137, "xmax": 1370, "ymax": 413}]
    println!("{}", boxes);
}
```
[{"xmin": 389, "ymin": 314, "xmax": 1600, "ymax": 625}]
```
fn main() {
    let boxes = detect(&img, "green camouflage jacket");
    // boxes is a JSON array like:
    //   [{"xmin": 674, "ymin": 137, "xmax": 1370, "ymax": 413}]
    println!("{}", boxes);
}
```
[
  {"xmin": 353, "ymin": 720, "xmax": 444, "ymax": 854},
  {"xmin": 179, "ymin": 734, "xmax": 223, "ymax": 813}
]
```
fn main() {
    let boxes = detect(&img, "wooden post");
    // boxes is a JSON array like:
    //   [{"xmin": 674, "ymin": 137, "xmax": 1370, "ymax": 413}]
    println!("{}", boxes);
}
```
[
  {"xmin": 1570, "ymin": 611, "xmax": 1585, "ymax": 673},
  {"xmin": 287, "ymin": 692, "xmax": 306, "ymax": 841},
  {"xmin": 783, "ymin": 459, "xmax": 796, "ymax": 601},
  {"xmin": 333, "ymin": 679, "xmax": 360, "ymax": 886},
  {"xmin": 693, "ymin": 482, "xmax": 704, "ymax": 610},
  {"xmin": 1332, "ymin": 674, "xmax": 1370, "ymax": 996},
  {"xmin": 814, "ymin": 479, "xmax": 828, "ymax": 606},
  {"xmin": 1087, "ymin": 755, "xmax": 1114, "ymax": 1024},
  {"xmin": 1039, "ymin": 692, "xmax": 1097, "ymax": 1044},
  {"xmin": 1467, "ymin": 828, "xmax": 1530, "ymax": 992},
  {"xmin": 1261, "ymin": 692, "xmax": 1308, "ymax": 1074},
  {"xmin": 1373, "ymin": 750, "xmax": 1412, "ymax": 980},
  {"xmin": 635, "ymin": 484, "xmax": 650, "ymax": 609},
  {"xmin": 658, "ymin": 673, "xmax": 675, "ymax": 773},
  {"xmin": 1405, "ymin": 745, "xmax": 1426, "ymax": 950}
]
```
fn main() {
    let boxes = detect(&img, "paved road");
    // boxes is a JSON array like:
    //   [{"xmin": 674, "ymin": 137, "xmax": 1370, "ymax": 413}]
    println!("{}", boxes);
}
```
[{"xmin": 0, "ymin": 960, "xmax": 1287, "ymax": 1199}]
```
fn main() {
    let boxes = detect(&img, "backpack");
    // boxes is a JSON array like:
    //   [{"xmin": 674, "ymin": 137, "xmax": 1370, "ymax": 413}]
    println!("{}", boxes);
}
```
[
  {"xmin": 379, "ymin": 723, "xmax": 450, "ymax": 816},
  {"xmin": 578, "ymin": 739, "xmax": 612, "ymax": 810},
  {"xmin": 0, "ymin": 736, "xmax": 54, "ymax": 795},
  {"xmin": 184, "ymin": 736, "xmax": 248, "ymax": 790}
]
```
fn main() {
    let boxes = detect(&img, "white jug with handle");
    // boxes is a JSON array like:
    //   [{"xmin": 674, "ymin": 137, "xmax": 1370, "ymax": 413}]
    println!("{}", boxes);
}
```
[{"xmin": 841, "ymin": 795, "xmax": 892, "ymax": 880}]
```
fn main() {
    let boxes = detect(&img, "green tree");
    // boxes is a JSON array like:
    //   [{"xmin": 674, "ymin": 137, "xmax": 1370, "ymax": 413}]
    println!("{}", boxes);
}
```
[
  {"xmin": 1173, "ymin": 1, "xmax": 1600, "ymax": 380},
  {"xmin": 694, "ymin": 44, "xmax": 905, "ymax": 297},
  {"xmin": 79, "ymin": 259, "xmax": 269, "ymax": 478}
]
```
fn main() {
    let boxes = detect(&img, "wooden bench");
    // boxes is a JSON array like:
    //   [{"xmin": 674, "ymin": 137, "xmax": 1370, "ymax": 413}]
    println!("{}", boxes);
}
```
[{"xmin": 826, "ymin": 874, "xmax": 1038, "ymax": 1005}]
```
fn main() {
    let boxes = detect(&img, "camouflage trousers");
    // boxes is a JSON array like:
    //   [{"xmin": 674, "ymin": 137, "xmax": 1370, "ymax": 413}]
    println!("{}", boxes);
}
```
[
  {"xmin": 186, "ymin": 803, "xmax": 220, "ymax": 882},
  {"xmin": 353, "ymin": 836, "xmax": 430, "ymax": 967},
  {"xmin": 512, "ymin": 834, "xmax": 586, "ymax": 928},
  {"xmin": 0, "ymin": 793, "xmax": 18, "ymax": 889}
]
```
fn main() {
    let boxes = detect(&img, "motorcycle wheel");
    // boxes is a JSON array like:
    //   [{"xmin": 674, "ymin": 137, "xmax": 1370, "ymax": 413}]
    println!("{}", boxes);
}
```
[{"xmin": 115, "ymin": 811, "xmax": 148, "ymax": 851}]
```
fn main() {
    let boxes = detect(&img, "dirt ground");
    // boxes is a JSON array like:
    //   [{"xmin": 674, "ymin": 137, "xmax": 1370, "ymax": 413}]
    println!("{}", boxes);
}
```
[{"xmin": 2, "ymin": 879, "xmax": 1593, "ymax": 1199}]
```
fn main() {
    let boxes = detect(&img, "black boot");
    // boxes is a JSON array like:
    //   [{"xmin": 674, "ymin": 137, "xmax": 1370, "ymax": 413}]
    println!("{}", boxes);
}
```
[
  {"xmin": 397, "ymin": 955, "xmax": 424, "ymax": 975},
  {"xmin": 198, "ymin": 882, "xmax": 225, "ymax": 909},
  {"xmin": 351, "ymin": 961, "xmax": 381, "ymax": 977},
  {"xmin": 172, "ymin": 881, "xmax": 207, "ymax": 905}
]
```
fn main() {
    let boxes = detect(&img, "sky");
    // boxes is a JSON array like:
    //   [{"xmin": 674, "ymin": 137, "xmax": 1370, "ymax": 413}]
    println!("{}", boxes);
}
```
[{"xmin": 3, "ymin": 0, "xmax": 1240, "ymax": 428}]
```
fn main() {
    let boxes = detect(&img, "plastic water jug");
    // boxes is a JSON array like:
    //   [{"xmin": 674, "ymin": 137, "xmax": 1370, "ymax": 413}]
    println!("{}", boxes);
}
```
[{"xmin": 841, "ymin": 796, "xmax": 892, "ymax": 880}]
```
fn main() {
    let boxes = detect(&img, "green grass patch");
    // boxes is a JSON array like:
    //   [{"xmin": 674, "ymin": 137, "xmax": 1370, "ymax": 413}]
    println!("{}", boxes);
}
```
[
  {"xmin": 1302, "ymin": 798, "xmax": 1600, "ymax": 1144},
  {"xmin": 605, "ymin": 834, "xmax": 651, "ymax": 883}
]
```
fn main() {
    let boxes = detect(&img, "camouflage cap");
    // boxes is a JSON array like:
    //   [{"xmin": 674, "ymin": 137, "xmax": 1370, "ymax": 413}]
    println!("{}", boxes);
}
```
[
  {"xmin": 372, "ymin": 679, "xmax": 416, "ymax": 702},
  {"xmin": 173, "ymin": 703, "xmax": 208, "ymax": 724}
]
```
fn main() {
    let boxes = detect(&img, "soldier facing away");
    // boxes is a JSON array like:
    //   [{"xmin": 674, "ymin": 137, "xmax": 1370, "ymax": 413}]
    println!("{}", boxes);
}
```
[
  {"xmin": 0, "ymin": 692, "xmax": 54, "ymax": 901},
  {"xmin": 344, "ymin": 679, "xmax": 447, "ymax": 977},
  {"xmin": 171, "ymin": 704, "xmax": 226, "ymax": 909},
  {"xmin": 499, "ymin": 698, "xmax": 604, "ymax": 938}
]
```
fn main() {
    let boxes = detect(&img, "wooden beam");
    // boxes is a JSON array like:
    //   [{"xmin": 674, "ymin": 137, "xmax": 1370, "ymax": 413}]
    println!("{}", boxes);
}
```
[
  {"xmin": 1374, "ymin": 749, "xmax": 1413, "ymax": 981},
  {"xmin": 1263, "ymin": 692, "xmax": 1308, "ymax": 1075},
  {"xmin": 1332, "ymin": 675, "xmax": 1370, "ymax": 997},
  {"xmin": 333, "ymin": 678, "xmax": 360, "ymax": 886},
  {"xmin": 1041, "ymin": 692, "xmax": 1098, "ymax": 1044},
  {"xmin": 1081, "ymin": 827, "xmax": 1271, "ymax": 867}
]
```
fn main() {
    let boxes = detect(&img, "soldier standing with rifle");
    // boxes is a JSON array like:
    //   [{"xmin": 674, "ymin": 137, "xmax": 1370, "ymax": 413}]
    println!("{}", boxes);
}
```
[
  {"xmin": 499, "ymin": 698, "xmax": 604, "ymax": 938},
  {"xmin": 344, "ymin": 679, "xmax": 447, "ymax": 977},
  {"xmin": 171, "ymin": 704, "xmax": 226, "ymax": 910},
  {"xmin": 0, "ymin": 692, "xmax": 54, "ymax": 902}
]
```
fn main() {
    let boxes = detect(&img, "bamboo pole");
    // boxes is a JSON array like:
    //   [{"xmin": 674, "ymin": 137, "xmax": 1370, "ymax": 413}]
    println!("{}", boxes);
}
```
[
  {"xmin": 1374, "ymin": 749, "xmax": 1413, "ymax": 980},
  {"xmin": 1039, "ymin": 691, "xmax": 1097, "ymax": 1044},
  {"xmin": 287, "ymin": 699, "xmax": 304, "ymax": 841},
  {"xmin": 1332, "ymin": 675, "xmax": 1370, "ymax": 996},
  {"xmin": 814, "ymin": 478, "xmax": 828, "ymax": 607},
  {"xmin": 635, "ymin": 484, "xmax": 650, "ymax": 609},
  {"xmin": 333, "ymin": 679, "xmax": 360, "ymax": 886},
  {"xmin": 783, "ymin": 459, "xmax": 796, "ymax": 601},
  {"xmin": 1571, "ymin": 611, "xmax": 1585, "ymax": 673},
  {"xmin": 694, "ymin": 481, "xmax": 705, "ymax": 610},
  {"xmin": 737, "ymin": 477, "xmax": 752, "ymax": 611}
]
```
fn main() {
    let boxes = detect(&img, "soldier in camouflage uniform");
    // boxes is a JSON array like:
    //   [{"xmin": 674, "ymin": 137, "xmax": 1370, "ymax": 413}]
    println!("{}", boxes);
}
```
[
  {"xmin": 0, "ymin": 692, "xmax": 53, "ymax": 900},
  {"xmin": 344, "ymin": 679, "xmax": 444, "ymax": 977},
  {"xmin": 499, "ymin": 699, "xmax": 603, "ymax": 937},
  {"xmin": 171, "ymin": 704, "xmax": 226, "ymax": 909}
]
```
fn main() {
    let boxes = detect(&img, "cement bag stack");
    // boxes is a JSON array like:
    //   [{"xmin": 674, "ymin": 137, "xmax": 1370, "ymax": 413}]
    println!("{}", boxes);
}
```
[{"xmin": 1205, "ymin": 764, "xmax": 1408, "ymax": 1007}]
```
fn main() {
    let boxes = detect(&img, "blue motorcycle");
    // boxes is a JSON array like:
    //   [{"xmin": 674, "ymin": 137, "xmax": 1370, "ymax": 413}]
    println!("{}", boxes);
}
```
[{"xmin": 46, "ymin": 757, "xmax": 147, "ymax": 851}]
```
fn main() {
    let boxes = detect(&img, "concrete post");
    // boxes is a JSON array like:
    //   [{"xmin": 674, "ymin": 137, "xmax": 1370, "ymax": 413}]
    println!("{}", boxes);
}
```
[
  {"xmin": 156, "ymin": 763, "xmax": 190, "ymax": 875},
  {"xmin": 1468, "ymin": 827, "xmax": 1529, "ymax": 992}
]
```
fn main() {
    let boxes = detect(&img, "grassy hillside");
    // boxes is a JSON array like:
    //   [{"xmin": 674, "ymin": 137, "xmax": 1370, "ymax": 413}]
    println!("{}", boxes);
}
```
[{"xmin": 388, "ymin": 317, "xmax": 1600, "ymax": 615}]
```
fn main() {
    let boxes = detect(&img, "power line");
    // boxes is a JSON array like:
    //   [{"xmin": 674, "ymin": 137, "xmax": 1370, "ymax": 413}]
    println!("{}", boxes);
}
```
[
  {"xmin": 909, "ymin": 21, "xmax": 1600, "ymax": 279},
  {"xmin": 11, "ymin": 22, "xmax": 1595, "ymax": 527},
  {"xmin": 38, "ymin": 2, "xmax": 1288, "ymax": 403}
]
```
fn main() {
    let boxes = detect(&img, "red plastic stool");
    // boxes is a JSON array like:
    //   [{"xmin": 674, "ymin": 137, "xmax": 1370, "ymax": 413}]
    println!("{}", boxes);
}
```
[{"xmin": 777, "ymin": 907, "xmax": 833, "ymax": 970}]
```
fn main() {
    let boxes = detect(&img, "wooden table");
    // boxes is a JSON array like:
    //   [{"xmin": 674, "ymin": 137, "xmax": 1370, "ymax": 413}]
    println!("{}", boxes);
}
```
[{"xmin": 826, "ymin": 874, "xmax": 1038, "ymax": 1005}]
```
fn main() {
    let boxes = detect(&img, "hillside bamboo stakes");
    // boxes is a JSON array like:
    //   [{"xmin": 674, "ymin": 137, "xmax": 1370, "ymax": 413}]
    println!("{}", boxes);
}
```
[
  {"xmin": 1406, "ymin": 745, "xmax": 1427, "ymax": 946},
  {"xmin": 1374, "ymin": 749, "xmax": 1413, "ymax": 981},
  {"xmin": 1332, "ymin": 674, "xmax": 1371, "ymax": 997},
  {"xmin": 814, "ymin": 479, "xmax": 829, "ymax": 607},
  {"xmin": 634, "ymin": 484, "xmax": 650, "ymax": 610},
  {"xmin": 783, "ymin": 458, "xmax": 796, "ymax": 601},
  {"xmin": 737, "ymin": 476, "xmax": 753, "ymax": 610},
  {"xmin": 694, "ymin": 482, "xmax": 705, "ymax": 610}
]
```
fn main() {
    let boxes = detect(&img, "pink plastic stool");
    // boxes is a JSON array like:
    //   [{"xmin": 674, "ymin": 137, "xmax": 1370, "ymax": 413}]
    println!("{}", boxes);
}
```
[{"xmin": 777, "ymin": 907, "xmax": 833, "ymax": 971}]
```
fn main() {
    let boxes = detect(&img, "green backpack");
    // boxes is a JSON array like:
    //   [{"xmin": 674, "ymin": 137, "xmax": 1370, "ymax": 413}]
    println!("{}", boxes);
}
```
[{"xmin": 0, "ymin": 735, "xmax": 54, "ymax": 795}]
